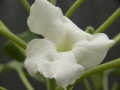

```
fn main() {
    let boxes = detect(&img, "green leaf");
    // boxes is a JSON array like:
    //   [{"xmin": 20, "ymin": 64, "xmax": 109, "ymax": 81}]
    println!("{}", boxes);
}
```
[
  {"xmin": 4, "ymin": 30, "xmax": 37, "ymax": 62},
  {"xmin": 4, "ymin": 41, "xmax": 25, "ymax": 62},
  {"xmin": 18, "ymin": 30, "xmax": 38, "ymax": 43}
]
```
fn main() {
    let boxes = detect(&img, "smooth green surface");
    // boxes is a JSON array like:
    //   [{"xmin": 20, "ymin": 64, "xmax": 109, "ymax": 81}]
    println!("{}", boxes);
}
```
[
  {"xmin": 103, "ymin": 72, "xmax": 108, "ymax": 90},
  {"xmin": 109, "ymin": 33, "xmax": 120, "ymax": 49},
  {"xmin": 17, "ymin": 68, "xmax": 34, "ymax": 90},
  {"xmin": 0, "ymin": 26, "xmax": 27, "ymax": 49},
  {"xmin": 0, "ymin": 21, "xmax": 25, "ymax": 61},
  {"xmin": 85, "ymin": 26, "xmax": 95, "ymax": 34},
  {"xmin": 0, "ymin": 61, "xmax": 23, "ymax": 74},
  {"xmin": 0, "ymin": 86, "xmax": 7, "ymax": 90},
  {"xmin": 65, "ymin": 0, "xmax": 84, "ymax": 18},
  {"xmin": 50, "ymin": 0, "xmax": 56, "ymax": 5},
  {"xmin": 46, "ymin": 78, "xmax": 51, "ymax": 90},
  {"xmin": 4, "ymin": 41, "xmax": 25, "ymax": 62},
  {"xmin": 90, "ymin": 74, "xmax": 102, "ymax": 90},
  {"xmin": 83, "ymin": 79, "xmax": 91, "ymax": 90},
  {"xmin": 111, "ymin": 82, "xmax": 118, "ymax": 90},
  {"xmin": 20, "ymin": 0, "xmax": 30, "ymax": 13},
  {"xmin": 94, "ymin": 8, "xmax": 120, "ymax": 34},
  {"xmin": 3, "ymin": 30, "xmax": 37, "ymax": 62}
]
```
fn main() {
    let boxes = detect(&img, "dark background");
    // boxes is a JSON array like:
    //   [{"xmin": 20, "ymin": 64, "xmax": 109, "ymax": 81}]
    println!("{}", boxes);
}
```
[{"xmin": 0, "ymin": 0, "xmax": 120, "ymax": 90}]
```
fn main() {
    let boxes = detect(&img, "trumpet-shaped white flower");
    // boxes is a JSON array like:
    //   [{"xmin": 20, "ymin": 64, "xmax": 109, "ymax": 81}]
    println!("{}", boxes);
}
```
[{"xmin": 24, "ymin": 0, "xmax": 114, "ymax": 89}]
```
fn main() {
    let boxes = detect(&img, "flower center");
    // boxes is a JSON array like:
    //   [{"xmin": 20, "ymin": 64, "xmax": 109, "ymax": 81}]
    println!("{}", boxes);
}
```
[{"xmin": 56, "ymin": 41, "xmax": 72, "ymax": 52}]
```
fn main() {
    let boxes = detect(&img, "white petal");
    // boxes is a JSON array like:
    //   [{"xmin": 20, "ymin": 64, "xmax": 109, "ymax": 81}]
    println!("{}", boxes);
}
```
[
  {"xmin": 25, "ymin": 39, "xmax": 57, "ymax": 75},
  {"xmin": 63, "ymin": 16, "xmax": 92, "ymax": 45},
  {"xmin": 25, "ymin": 43, "xmax": 84, "ymax": 89},
  {"xmin": 28, "ymin": 0, "xmax": 65, "ymax": 45},
  {"xmin": 72, "ymin": 33, "xmax": 114, "ymax": 70},
  {"xmin": 26, "ymin": 39, "xmax": 56, "ymax": 58},
  {"xmin": 42, "ymin": 60, "xmax": 84, "ymax": 89}
]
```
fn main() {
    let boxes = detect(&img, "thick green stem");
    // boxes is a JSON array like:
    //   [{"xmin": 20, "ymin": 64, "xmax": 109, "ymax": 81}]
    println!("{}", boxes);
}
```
[
  {"xmin": 83, "ymin": 79, "xmax": 91, "ymax": 90},
  {"xmin": 20, "ymin": 0, "xmax": 30, "ymax": 13},
  {"xmin": 103, "ymin": 72, "xmax": 109, "ymax": 90},
  {"xmin": 65, "ymin": 0, "xmax": 84, "ymax": 18},
  {"xmin": 67, "ymin": 58, "xmax": 120, "ymax": 89},
  {"xmin": 94, "ymin": 8, "xmax": 120, "ymax": 34},
  {"xmin": 17, "ymin": 69, "xmax": 34, "ymax": 90},
  {"xmin": 50, "ymin": 0, "xmax": 56, "ymax": 5},
  {"xmin": 109, "ymin": 33, "xmax": 120, "ymax": 49},
  {"xmin": 0, "ymin": 26, "xmax": 27, "ymax": 49}
]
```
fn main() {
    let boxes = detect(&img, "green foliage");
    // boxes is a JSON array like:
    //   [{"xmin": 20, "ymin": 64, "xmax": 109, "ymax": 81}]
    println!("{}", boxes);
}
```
[
  {"xmin": 18, "ymin": 30, "xmax": 37, "ymax": 43},
  {"xmin": 4, "ymin": 42, "xmax": 25, "ymax": 62},
  {"xmin": 4, "ymin": 30, "xmax": 37, "ymax": 62},
  {"xmin": 7, "ymin": 60, "xmax": 23, "ymax": 70},
  {"xmin": 26, "ymin": 72, "xmax": 45, "ymax": 84},
  {"xmin": 0, "ymin": 61, "xmax": 23, "ymax": 74},
  {"xmin": 91, "ymin": 74, "xmax": 103, "ymax": 90},
  {"xmin": 112, "ymin": 68, "xmax": 120, "ymax": 76}
]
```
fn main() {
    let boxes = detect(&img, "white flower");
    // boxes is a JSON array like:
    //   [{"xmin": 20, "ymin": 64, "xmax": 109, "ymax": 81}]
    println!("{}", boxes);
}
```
[{"xmin": 24, "ymin": 0, "xmax": 114, "ymax": 89}]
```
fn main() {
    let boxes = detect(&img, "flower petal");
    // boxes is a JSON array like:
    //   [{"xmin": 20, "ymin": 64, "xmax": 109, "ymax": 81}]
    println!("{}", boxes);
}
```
[
  {"xmin": 62, "ymin": 16, "xmax": 92, "ymax": 45},
  {"xmin": 25, "ymin": 39, "xmax": 57, "ymax": 75},
  {"xmin": 41, "ymin": 59, "xmax": 84, "ymax": 89},
  {"xmin": 28, "ymin": 0, "xmax": 65, "ymax": 45},
  {"xmin": 25, "ymin": 40, "xmax": 84, "ymax": 89},
  {"xmin": 72, "ymin": 33, "xmax": 114, "ymax": 70},
  {"xmin": 26, "ymin": 39, "xmax": 56, "ymax": 58}
]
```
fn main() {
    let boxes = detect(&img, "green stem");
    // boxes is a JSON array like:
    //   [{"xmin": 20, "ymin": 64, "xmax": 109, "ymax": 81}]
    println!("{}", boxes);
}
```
[
  {"xmin": 94, "ymin": 8, "xmax": 120, "ymax": 34},
  {"xmin": 85, "ymin": 26, "xmax": 95, "ymax": 34},
  {"xmin": 0, "ymin": 21, "xmax": 25, "ymax": 55},
  {"xmin": 83, "ymin": 79, "xmax": 91, "ymax": 90},
  {"xmin": 13, "ymin": 42, "xmax": 26, "ymax": 55},
  {"xmin": 103, "ymin": 72, "xmax": 109, "ymax": 90},
  {"xmin": 46, "ymin": 78, "xmax": 51, "ymax": 90},
  {"xmin": 20, "ymin": 0, "xmax": 30, "ymax": 13},
  {"xmin": 67, "ymin": 58, "xmax": 120, "ymax": 89},
  {"xmin": 109, "ymin": 33, "xmax": 120, "ymax": 49},
  {"xmin": 0, "ymin": 20, "xmax": 9, "ymax": 29},
  {"xmin": 0, "ymin": 26, "xmax": 27, "ymax": 49},
  {"xmin": 90, "ymin": 75, "xmax": 101, "ymax": 90},
  {"xmin": 65, "ymin": 0, "xmax": 84, "ymax": 18},
  {"xmin": 50, "ymin": 0, "xmax": 56, "ymax": 5},
  {"xmin": 0, "ymin": 86, "xmax": 7, "ymax": 90},
  {"xmin": 111, "ymin": 82, "xmax": 118, "ymax": 90},
  {"xmin": 17, "ymin": 69, "xmax": 34, "ymax": 90}
]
